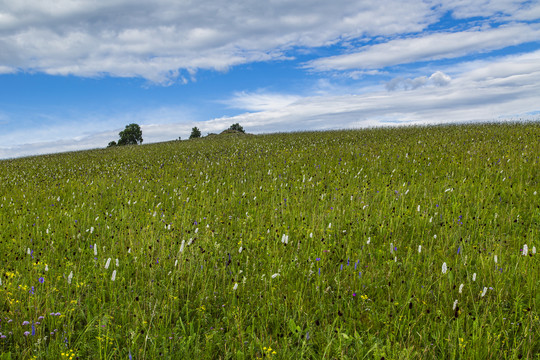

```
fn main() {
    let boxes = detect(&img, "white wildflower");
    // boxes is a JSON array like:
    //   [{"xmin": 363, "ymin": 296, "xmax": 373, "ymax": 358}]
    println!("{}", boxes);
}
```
[
  {"xmin": 481, "ymin": 287, "xmax": 487, "ymax": 297},
  {"xmin": 417, "ymin": 205, "xmax": 420, "ymax": 212},
  {"xmin": 453, "ymin": 299, "xmax": 458, "ymax": 310},
  {"xmin": 90, "ymin": 226, "xmax": 94, "ymax": 234},
  {"xmin": 309, "ymin": 233, "xmax": 313, "ymax": 238},
  {"xmin": 459, "ymin": 284, "xmax": 464, "ymax": 294},
  {"xmin": 111, "ymin": 270, "xmax": 116, "ymax": 282},
  {"xmin": 94, "ymin": 244, "xmax": 97, "ymax": 256},
  {"xmin": 328, "ymin": 223, "xmax": 332, "ymax": 228},
  {"xmin": 45, "ymin": 265, "xmax": 48, "ymax": 271},
  {"xmin": 27, "ymin": 248, "xmax": 31, "ymax": 255},
  {"xmin": 281, "ymin": 234, "xmax": 288, "ymax": 244},
  {"xmin": 67, "ymin": 271, "xmax": 73, "ymax": 284},
  {"xmin": 494, "ymin": 255, "xmax": 497, "ymax": 263},
  {"xmin": 418, "ymin": 245, "xmax": 422, "ymax": 253},
  {"xmin": 233, "ymin": 283, "xmax": 238, "ymax": 291},
  {"xmin": 195, "ymin": 228, "xmax": 199, "ymax": 234},
  {"xmin": 187, "ymin": 238, "xmax": 193, "ymax": 246},
  {"xmin": 104, "ymin": 258, "xmax": 111, "ymax": 269},
  {"xmin": 533, "ymin": 246, "xmax": 536, "ymax": 254},
  {"xmin": 239, "ymin": 246, "xmax": 243, "ymax": 253},
  {"xmin": 179, "ymin": 240, "xmax": 185, "ymax": 253},
  {"xmin": 271, "ymin": 273, "xmax": 280, "ymax": 279},
  {"xmin": 434, "ymin": 234, "xmax": 437, "ymax": 239},
  {"xmin": 472, "ymin": 273, "xmax": 476, "ymax": 281},
  {"xmin": 367, "ymin": 237, "xmax": 371, "ymax": 245},
  {"xmin": 442, "ymin": 262, "xmax": 447, "ymax": 274},
  {"xmin": 116, "ymin": 258, "xmax": 119, "ymax": 267},
  {"xmin": 522, "ymin": 244, "xmax": 528, "ymax": 256}
]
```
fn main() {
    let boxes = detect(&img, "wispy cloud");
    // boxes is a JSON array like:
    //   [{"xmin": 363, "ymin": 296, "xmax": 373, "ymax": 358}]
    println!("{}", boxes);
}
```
[{"xmin": 306, "ymin": 23, "xmax": 540, "ymax": 71}]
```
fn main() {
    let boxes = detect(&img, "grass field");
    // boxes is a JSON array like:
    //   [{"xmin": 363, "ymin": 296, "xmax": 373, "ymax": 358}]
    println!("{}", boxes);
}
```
[{"xmin": 0, "ymin": 122, "xmax": 538, "ymax": 359}]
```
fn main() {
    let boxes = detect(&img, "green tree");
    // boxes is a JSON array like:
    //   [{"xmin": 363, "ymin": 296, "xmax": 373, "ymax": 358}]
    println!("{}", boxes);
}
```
[
  {"xmin": 190, "ymin": 127, "xmax": 201, "ymax": 139},
  {"xmin": 229, "ymin": 123, "xmax": 245, "ymax": 133},
  {"xmin": 118, "ymin": 123, "xmax": 143, "ymax": 145},
  {"xmin": 107, "ymin": 141, "xmax": 117, "ymax": 148}
]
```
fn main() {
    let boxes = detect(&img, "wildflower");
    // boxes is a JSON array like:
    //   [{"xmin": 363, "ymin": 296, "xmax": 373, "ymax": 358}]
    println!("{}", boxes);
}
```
[
  {"xmin": 111, "ymin": 270, "xmax": 116, "ymax": 281},
  {"xmin": 457, "ymin": 246, "xmax": 461, "ymax": 255},
  {"xmin": 271, "ymin": 273, "xmax": 280, "ymax": 279},
  {"xmin": 472, "ymin": 273, "xmax": 476, "ymax": 281},
  {"xmin": 453, "ymin": 299, "xmax": 458, "ymax": 310},
  {"xmin": 459, "ymin": 284, "xmax": 464, "ymax": 293},
  {"xmin": 45, "ymin": 265, "xmax": 48, "ymax": 271},
  {"xmin": 116, "ymin": 258, "xmax": 119, "ymax": 267},
  {"xmin": 179, "ymin": 240, "xmax": 185, "ymax": 253},
  {"xmin": 309, "ymin": 233, "xmax": 313, "ymax": 238},
  {"xmin": 328, "ymin": 223, "xmax": 331, "ymax": 228},
  {"xmin": 442, "ymin": 262, "xmax": 447, "ymax": 274},
  {"xmin": 67, "ymin": 271, "xmax": 73, "ymax": 285},
  {"xmin": 39, "ymin": 277, "xmax": 45, "ymax": 284},
  {"xmin": 105, "ymin": 258, "xmax": 111, "ymax": 269},
  {"xmin": 481, "ymin": 287, "xmax": 487, "ymax": 297},
  {"xmin": 494, "ymin": 255, "xmax": 498, "ymax": 263},
  {"xmin": 233, "ymin": 283, "xmax": 238, "ymax": 290},
  {"xmin": 94, "ymin": 244, "xmax": 97, "ymax": 256},
  {"xmin": 281, "ymin": 234, "xmax": 288, "ymax": 244},
  {"xmin": 367, "ymin": 237, "xmax": 371, "ymax": 245},
  {"xmin": 239, "ymin": 246, "xmax": 243, "ymax": 253},
  {"xmin": 22, "ymin": 321, "xmax": 30, "ymax": 326},
  {"xmin": 533, "ymin": 246, "xmax": 536, "ymax": 254},
  {"xmin": 522, "ymin": 244, "xmax": 528, "ymax": 255},
  {"xmin": 32, "ymin": 323, "xmax": 35, "ymax": 336},
  {"xmin": 24, "ymin": 331, "xmax": 30, "ymax": 336},
  {"xmin": 418, "ymin": 245, "xmax": 422, "ymax": 253}
]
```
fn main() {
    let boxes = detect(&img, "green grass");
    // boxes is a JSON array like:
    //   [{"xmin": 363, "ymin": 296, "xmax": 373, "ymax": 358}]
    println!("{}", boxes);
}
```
[{"xmin": 0, "ymin": 122, "xmax": 539, "ymax": 359}]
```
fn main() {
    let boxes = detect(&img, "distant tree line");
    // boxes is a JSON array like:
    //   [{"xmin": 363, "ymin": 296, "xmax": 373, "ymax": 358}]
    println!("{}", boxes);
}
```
[{"xmin": 108, "ymin": 122, "xmax": 246, "ymax": 148}]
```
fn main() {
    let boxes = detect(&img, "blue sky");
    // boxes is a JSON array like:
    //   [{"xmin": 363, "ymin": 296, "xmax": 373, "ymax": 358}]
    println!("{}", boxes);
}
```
[{"xmin": 1, "ymin": 0, "xmax": 539, "ymax": 159}]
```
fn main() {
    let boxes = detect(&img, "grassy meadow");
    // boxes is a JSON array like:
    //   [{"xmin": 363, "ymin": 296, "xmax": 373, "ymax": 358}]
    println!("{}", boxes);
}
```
[{"xmin": 0, "ymin": 122, "xmax": 538, "ymax": 359}]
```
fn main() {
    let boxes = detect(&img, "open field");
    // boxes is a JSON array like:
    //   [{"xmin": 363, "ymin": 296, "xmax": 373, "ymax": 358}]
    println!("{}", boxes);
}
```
[{"xmin": 0, "ymin": 122, "xmax": 538, "ymax": 359}]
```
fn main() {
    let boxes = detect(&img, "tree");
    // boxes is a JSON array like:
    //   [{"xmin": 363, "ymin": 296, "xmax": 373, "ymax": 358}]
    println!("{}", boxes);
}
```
[
  {"xmin": 228, "ymin": 123, "xmax": 245, "ymax": 133},
  {"xmin": 118, "ymin": 123, "xmax": 143, "ymax": 145},
  {"xmin": 107, "ymin": 141, "xmax": 117, "ymax": 148},
  {"xmin": 190, "ymin": 127, "xmax": 201, "ymax": 139}
]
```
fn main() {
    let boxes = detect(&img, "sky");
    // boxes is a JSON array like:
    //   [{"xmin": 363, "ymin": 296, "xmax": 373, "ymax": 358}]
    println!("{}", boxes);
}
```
[{"xmin": 1, "ymin": 0, "xmax": 539, "ymax": 159}]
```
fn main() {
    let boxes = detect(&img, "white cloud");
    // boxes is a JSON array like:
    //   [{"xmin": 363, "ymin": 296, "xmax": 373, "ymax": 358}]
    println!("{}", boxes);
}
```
[
  {"xmin": 219, "ymin": 50, "xmax": 540, "ymax": 130},
  {"xmin": 0, "ymin": 0, "xmax": 438, "ymax": 82},
  {"xmin": 386, "ymin": 71, "xmax": 452, "ymax": 91},
  {"xmin": 306, "ymin": 23, "xmax": 540, "ymax": 71}
]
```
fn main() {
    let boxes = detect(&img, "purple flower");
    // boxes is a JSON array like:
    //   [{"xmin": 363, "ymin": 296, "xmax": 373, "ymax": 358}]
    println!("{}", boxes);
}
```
[
  {"xmin": 23, "ymin": 331, "xmax": 30, "ymax": 336},
  {"xmin": 22, "ymin": 321, "xmax": 30, "ymax": 326},
  {"xmin": 316, "ymin": 258, "xmax": 320, "ymax": 261},
  {"xmin": 457, "ymin": 246, "xmax": 461, "ymax": 255},
  {"xmin": 39, "ymin": 277, "xmax": 45, "ymax": 284},
  {"xmin": 38, "ymin": 316, "xmax": 44, "ymax": 320},
  {"xmin": 32, "ymin": 323, "xmax": 35, "ymax": 336}
]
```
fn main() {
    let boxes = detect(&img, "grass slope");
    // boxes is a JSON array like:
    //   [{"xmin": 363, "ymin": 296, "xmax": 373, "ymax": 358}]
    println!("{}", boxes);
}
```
[{"xmin": 0, "ymin": 122, "xmax": 539, "ymax": 359}]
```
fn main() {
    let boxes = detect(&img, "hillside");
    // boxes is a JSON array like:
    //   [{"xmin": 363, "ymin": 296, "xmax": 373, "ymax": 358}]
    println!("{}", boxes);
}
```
[{"xmin": 0, "ymin": 123, "xmax": 538, "ymax": 359}]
